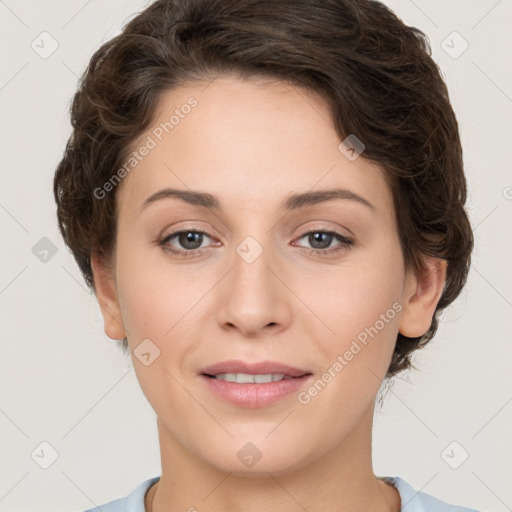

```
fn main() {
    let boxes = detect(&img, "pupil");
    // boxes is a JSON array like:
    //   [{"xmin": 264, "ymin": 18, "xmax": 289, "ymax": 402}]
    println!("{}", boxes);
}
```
[
  {"xmin": 310, "ymin": 232, "xmax": 331, "ymax": 249},
  {"xmin": 180, "ymin": 231, "xmax": 202, "ymax": 249}
]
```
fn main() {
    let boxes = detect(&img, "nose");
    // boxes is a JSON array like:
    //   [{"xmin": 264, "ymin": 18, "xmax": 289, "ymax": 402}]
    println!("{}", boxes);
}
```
[{"xmin": 216, "ymin": 240, "xmax": 292, "ymax": 338}]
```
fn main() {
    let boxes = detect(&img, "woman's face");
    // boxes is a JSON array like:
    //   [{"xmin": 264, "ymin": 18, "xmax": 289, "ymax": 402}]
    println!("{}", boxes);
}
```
[{"xmin": 93, "ymin": 75, "xmax": 439, "ymax": 476}]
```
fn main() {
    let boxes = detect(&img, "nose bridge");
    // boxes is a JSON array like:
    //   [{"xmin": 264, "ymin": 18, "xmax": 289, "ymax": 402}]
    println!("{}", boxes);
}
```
[
  {"xmin": 216, "ymin": 231, "xmax": 291, "ymax": 335},
  {"xmin": 231, "ymin": 232, "xmax": 279, "ymax": 304}
]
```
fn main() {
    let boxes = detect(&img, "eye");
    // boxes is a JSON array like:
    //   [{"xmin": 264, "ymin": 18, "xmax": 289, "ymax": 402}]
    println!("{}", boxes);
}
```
[
  {"xmin": 158, "ymin": 228, "xmax": 354, "ymax": 259},
  {"xmin": 159, "ymin": 229, "xmax": 216, "ymax": 258},
  {"xmin": 293, "ymin": 230, "xmax": 354, "ymax": 255}
]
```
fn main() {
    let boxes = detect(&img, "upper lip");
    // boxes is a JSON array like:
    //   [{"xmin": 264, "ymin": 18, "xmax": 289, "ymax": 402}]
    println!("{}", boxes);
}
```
[{"xmin": 200, "ymin": 359, "xmax": 311, "ymax": 378}]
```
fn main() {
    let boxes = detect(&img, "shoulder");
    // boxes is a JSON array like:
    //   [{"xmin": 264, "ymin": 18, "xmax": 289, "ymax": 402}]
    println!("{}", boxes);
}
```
[
  {"xmin": 382, "ymin": 476, "xmax": 482, "ymax": 512},
  {"xmin": 81, "ymin": 476, "xmax": 160, "ymax": 512},
  {"xmin": 80, "ymin": 474, "xmax": 482, "ymax": 512}
]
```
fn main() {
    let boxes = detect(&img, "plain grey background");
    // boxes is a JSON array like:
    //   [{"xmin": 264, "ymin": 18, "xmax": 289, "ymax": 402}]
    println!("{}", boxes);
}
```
[{"xmin": 0, "ymin": 1, "xmax": 511, "ymax": 511}]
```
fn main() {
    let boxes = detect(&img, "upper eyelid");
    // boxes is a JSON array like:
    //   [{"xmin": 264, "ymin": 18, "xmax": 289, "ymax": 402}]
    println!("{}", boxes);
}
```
[
  {"xmin": 160, "ymin": 218, "xmax": 353, "ymax": 237},
  {"xmin": 161, "ymin": 227, "xmax": 353, "ymax": 248}
]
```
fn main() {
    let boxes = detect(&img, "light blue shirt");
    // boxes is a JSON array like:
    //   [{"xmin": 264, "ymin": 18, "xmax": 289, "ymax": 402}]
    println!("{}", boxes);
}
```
[{"xmin": 82, "ymin": 475, "xmax": 481, "ymax": 511}]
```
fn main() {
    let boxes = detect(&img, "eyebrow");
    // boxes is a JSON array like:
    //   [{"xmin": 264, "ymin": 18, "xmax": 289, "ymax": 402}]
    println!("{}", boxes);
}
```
[{"xmin": 140, "ymin": 187, "xmax": 376, "ymax": 213}]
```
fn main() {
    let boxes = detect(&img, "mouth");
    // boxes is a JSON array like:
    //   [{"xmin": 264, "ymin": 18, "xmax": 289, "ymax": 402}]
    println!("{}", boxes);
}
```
[
  {"xmin": 199, "ymin": 359, "xmax": 312, "ymax": 380},
  {"xmin": 202, "ymin": 373, "xmax": 301, "ymax": 383},
  {"xmin": 198, "ymin": 359, "xmax": 313, "ymax": 408}
]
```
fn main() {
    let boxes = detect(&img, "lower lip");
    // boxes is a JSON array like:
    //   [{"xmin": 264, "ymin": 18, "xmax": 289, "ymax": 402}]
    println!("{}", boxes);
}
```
[{"xmin": 200, "ymin": 374, "xmax": 313, "ymax": 408}]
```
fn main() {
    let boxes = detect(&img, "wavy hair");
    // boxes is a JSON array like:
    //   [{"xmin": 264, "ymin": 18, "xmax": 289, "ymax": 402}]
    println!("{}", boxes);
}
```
[{"xmin": 53, "ymin": 0, "xmax": 473, "ymax": 378}]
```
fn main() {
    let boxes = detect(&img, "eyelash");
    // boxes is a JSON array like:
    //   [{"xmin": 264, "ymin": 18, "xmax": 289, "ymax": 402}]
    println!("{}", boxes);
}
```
[{"xmin": 157, "ymin": 228, "xmax": 354, "ymax": 259}]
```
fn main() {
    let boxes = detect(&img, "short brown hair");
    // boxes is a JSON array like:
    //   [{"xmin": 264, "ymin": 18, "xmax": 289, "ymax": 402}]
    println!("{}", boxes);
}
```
[{"xmin": 53, "ymin": 0, "xmax": 473, "ymax": 378}]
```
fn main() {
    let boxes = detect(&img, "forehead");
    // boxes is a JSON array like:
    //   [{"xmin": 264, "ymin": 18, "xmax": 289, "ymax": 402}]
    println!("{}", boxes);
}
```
[{"xmin": 115, "ymin": 75, "xmax": 393, "ymax": 221}]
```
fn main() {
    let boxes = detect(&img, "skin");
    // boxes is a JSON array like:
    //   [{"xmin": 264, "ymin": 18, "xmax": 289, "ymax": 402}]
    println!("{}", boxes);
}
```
[{"xmin": 91, "ymin": 74, "xmax": 447, "ymax": 512}]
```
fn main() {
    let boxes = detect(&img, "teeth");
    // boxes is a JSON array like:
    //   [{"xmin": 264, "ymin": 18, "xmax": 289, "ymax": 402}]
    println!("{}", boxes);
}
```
[{"xmin": 214, "ymin": 373, "xmax": 288, "ymax": 383}]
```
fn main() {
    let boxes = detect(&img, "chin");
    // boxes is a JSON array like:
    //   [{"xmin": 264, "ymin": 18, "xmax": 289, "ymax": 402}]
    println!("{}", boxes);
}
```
[{"xmin": 201, "ymin": 437, "xmax": 314, "ymax": 478}]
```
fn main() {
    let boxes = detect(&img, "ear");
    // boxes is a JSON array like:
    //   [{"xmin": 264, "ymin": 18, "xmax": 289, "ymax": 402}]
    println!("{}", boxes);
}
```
[
  {"xmin": 398, "ymin": 257, "xmax": 447, "ymax": 338},
  {"xmin": 90, "ymin": 253, "xmax": 127, "ymax": 340}
]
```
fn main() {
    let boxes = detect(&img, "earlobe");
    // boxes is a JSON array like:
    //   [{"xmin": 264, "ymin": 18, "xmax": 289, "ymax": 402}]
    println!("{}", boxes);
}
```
[
  {"xmin": 398, "ymin": 257, "xmax": 447, "ymax": 338},
  {"xmin": 90, "ymin": 253, "xmax": 127, "ymax": 340}
]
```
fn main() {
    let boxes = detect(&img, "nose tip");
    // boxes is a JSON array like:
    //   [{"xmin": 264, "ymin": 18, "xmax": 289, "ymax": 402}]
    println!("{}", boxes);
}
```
[{"xmin": 216, "ymin": 255, "xmax": 292, "ymax": 337}]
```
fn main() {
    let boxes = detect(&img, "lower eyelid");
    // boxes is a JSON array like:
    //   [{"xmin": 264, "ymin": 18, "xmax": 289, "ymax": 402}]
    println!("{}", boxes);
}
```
[
  {"xmin": 294, "ymin": 230, "xmax": 354, "ymax": 251},
  {"xmin": 162, "ymin": 230, "xmax": 215, "ymax": 248},
  {"xmin": 160, "ymin": 229, "xmax": 353, "ymax": 254},
  {"xmin": 296, "ymin": 230, "xmax": 352, "ymax": 244}
]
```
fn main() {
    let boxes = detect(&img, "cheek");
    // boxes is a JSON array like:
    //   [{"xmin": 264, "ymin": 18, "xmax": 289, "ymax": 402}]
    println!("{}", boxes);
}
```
[
  {"xmin": 115, "ymin": 244, "xmax": 215, "ymax": 353},
  {"xmin": 114, "ymin": 250, "xmax": 204, "ymax": 410},
  {"xmin": 306, "ymin": 248, "xmax": 404, "ymax": 340},
  {"xmin": 295, "ymin": 256, "xmax": 405, "ymax": 429},
  {"xmin": 116, "ymin": 225, "xmax": 405, "ymax": 356},
  {"xmin": 296, "ymin": 247, "xmax": 405, "ymax": 406}
]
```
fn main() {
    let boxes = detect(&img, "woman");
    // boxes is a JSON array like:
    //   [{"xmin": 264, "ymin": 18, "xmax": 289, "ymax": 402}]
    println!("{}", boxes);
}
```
[{"xmin": 53, "ymin": 0, "xmax": 479, "ymax": 510}]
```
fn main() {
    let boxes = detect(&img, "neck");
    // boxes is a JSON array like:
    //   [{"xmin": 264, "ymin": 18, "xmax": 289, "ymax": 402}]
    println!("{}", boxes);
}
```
[{"xmin": 150, "ymin": 400, "xmax": 400, "ymax": 512}]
